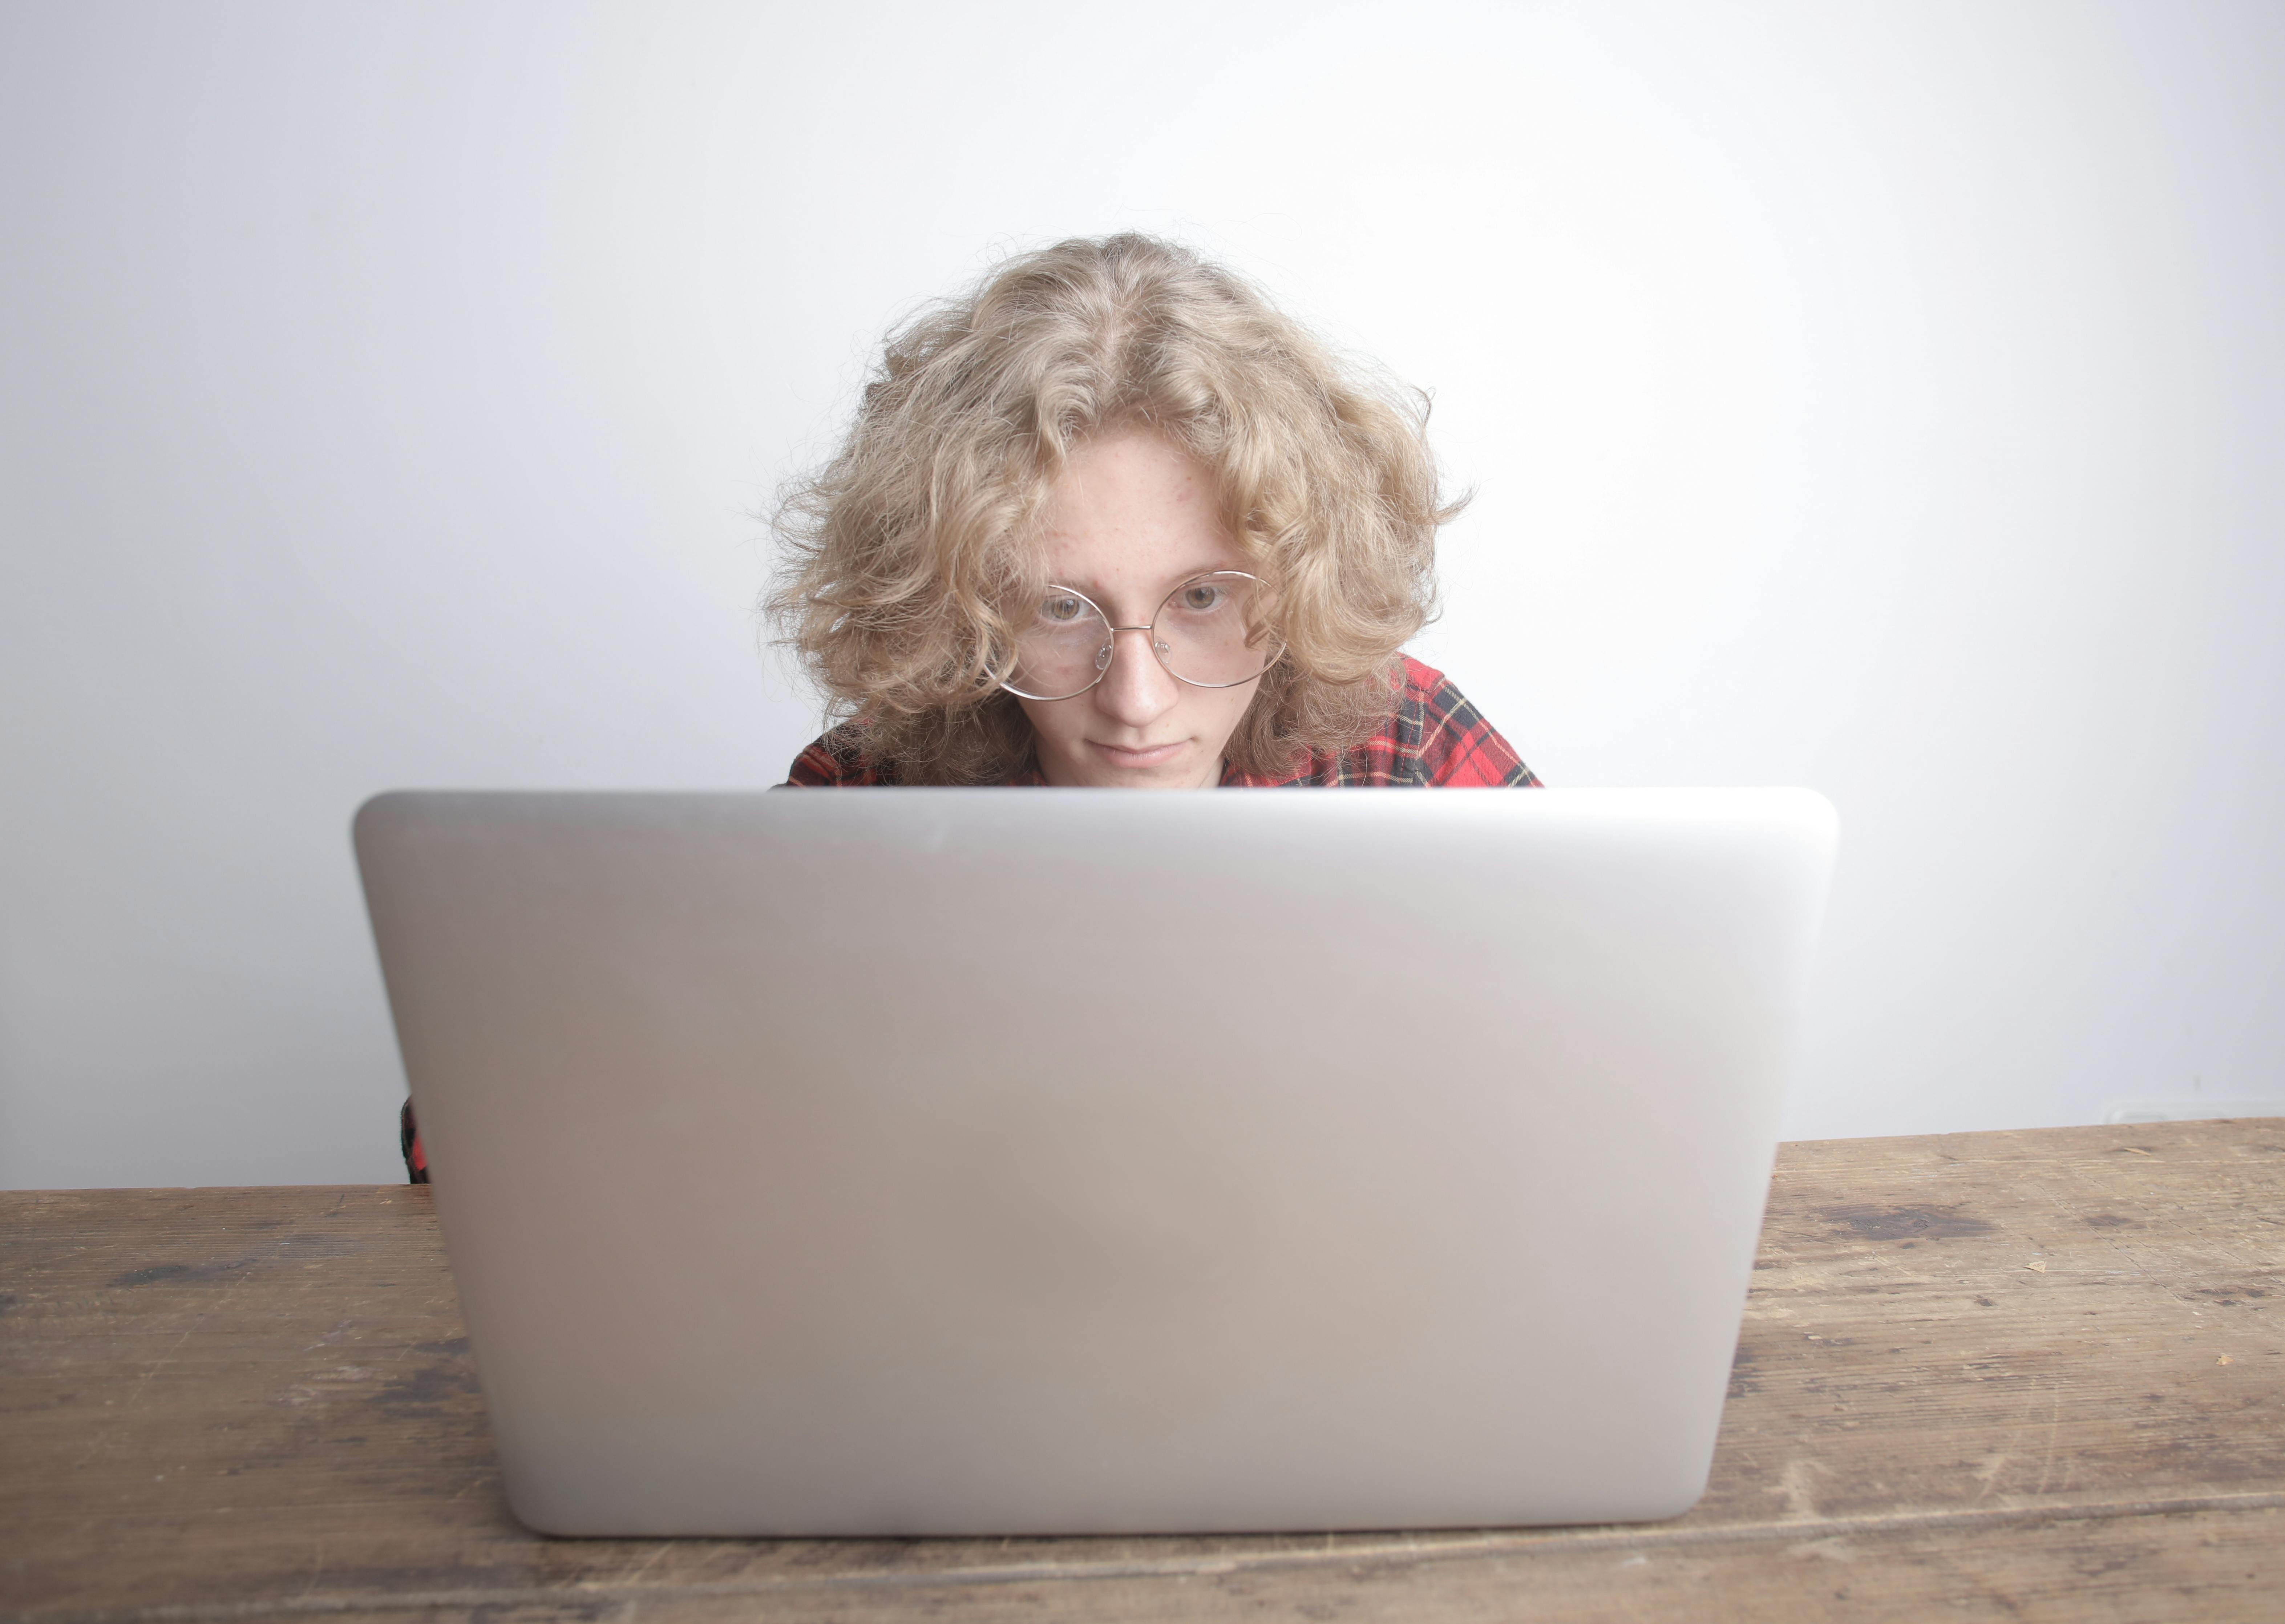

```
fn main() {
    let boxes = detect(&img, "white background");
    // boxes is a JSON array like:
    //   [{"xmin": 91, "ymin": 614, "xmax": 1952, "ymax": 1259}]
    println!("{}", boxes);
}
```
[{"xmin": 3, "ymin": 1, "xmax": 2280, "ymax": 1188}]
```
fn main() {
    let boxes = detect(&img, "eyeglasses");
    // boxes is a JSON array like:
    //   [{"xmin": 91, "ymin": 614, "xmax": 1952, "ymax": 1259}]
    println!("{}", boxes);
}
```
[{"xmin": 1001, "ymin": 571, "xmax": 1281, "ymax": 703}]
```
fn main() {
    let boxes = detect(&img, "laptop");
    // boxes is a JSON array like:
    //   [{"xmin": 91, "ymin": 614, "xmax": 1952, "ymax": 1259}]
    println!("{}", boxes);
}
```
[{"xmin": 353, "ymin": 786, "xmax": 1837, "ymax": 1536}]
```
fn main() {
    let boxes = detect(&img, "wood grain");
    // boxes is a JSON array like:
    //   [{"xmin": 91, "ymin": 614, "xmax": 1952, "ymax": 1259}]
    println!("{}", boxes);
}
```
[{"xmin": 2, "ymin": 1118, "xmax": 2280, "ymax": 1622}]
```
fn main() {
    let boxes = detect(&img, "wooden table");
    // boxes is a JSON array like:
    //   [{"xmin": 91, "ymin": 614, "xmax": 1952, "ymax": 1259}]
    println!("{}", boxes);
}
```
[{"xmin": 3, "ymin": 1119, "xmax": 2281, "ymax": 1622}]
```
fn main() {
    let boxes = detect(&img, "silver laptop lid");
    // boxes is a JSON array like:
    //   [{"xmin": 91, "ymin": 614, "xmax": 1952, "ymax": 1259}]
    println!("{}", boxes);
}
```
[{"xmin": 354, "ymin": 787, "xmax": 1837, "ymax": 1536}]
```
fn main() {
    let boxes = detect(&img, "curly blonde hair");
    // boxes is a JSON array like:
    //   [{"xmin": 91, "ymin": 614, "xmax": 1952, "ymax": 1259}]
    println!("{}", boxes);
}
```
[{"xmin": 766, "ymin": 233, "xmax": 1463, "ymax": 784}]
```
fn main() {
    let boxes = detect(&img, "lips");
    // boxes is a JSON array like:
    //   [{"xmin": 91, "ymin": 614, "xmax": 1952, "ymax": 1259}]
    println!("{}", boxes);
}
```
[{"xmin": 1089, "ymin": 740, "xmax": 1186, "ymax": 769}]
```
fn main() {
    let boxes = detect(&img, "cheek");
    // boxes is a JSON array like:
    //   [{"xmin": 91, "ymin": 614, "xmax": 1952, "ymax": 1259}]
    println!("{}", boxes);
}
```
[
  {"xmin": 1191, "ymin": 680, "xmax": 1262, "ymax": 745},
  {"xmin": 1014, "ymin": 696, "xmax": 1081, "ymax": 752}
]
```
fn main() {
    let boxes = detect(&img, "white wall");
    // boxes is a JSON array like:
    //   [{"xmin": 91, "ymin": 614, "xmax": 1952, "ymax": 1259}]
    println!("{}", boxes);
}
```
[{"xmin": 3, "ymin": 1, "xmax": 2280, "ymax": 1188}]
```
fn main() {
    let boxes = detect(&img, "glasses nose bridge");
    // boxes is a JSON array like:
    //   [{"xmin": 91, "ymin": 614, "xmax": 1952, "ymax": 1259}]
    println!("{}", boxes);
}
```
[{"xmin": 1093, "ymin": 618, "xmax": 1174, "ymax": 677}]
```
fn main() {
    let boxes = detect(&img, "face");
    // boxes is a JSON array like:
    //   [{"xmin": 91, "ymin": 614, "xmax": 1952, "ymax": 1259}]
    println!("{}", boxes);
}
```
[{"xmin": 1014, "ymin": 430, "xmax": 1265, "ymax": 788}]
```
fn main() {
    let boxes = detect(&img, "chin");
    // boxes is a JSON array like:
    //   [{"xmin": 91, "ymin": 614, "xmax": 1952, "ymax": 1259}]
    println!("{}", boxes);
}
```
[
  {"xmin": 1109, "ymin": 769, "xmax": 1205, "ymax": 789},
  {"xmin": 1079, "ymin": 765, "xmax": 1193, "ymax": 789}
]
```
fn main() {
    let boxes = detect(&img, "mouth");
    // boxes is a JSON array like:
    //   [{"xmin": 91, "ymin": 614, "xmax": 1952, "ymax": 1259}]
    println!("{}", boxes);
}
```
[{"xmin": 1088, "ymin": 739, "xmax": 1188, "ymax": 770}]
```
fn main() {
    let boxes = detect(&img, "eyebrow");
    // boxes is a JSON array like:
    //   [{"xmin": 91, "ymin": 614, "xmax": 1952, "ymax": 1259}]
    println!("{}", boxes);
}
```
[{"xmin": 1049, "ymin": 563, "xmax": 1239, "ymax": 602}]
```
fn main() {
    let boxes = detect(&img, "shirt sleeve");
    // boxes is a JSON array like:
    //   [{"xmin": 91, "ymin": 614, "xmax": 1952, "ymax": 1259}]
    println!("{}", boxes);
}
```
[{"xmin": 400, "ymin": 1099, "xmax": 429, "ymax": 1184}]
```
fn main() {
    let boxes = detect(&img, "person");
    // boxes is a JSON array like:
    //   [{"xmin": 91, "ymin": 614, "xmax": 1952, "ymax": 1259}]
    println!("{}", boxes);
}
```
[
  {"xmin": 769, "ymin": 233, "xmax": 1538, "ymax": 791},
  {"xmin": 399, "ymin": 234, "xmax": 1535, "ymax": 1180}
]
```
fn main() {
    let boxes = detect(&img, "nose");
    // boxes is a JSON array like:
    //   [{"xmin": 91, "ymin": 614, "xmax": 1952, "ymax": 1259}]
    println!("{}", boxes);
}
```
[{"xmin": 1091, "ymin": 624, "xmax": 1181, "ymax": 730}]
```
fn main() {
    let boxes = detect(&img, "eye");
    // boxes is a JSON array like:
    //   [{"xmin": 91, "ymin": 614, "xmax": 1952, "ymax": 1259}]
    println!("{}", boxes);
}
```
[
  {"xmin": 1180, "ymin": 581, "xmax": 1226, "ymax": 612},
  {"xmin": 1040, "ymin": 593, "xmax": 1088, "ymax": 624}
]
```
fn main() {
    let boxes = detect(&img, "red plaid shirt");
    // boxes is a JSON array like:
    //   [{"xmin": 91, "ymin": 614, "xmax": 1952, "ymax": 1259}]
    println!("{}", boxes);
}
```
[
  {"xmin": 399, "ymin": 657, "xmax": 1534, "ymax": 1179},
  {"xmin": 784, "ymin": 657, "xmax": 1539, "ymax": 789}
]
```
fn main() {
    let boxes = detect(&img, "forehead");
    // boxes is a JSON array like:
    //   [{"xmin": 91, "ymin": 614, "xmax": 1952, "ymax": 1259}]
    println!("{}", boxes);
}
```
[{"xmin": 1038, "ymin": 430, "xmax": 1243, "ymax": 590}]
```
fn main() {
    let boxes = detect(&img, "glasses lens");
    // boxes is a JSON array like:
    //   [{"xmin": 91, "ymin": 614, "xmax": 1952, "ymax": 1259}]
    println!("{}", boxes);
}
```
[
  {"xmin": 1153, "ymin": 573, "xmax": 1276, "ymax": 687},
  {"xmin": 1008, "ymin": 588, "xmax": 1113, "ymax": 700}
]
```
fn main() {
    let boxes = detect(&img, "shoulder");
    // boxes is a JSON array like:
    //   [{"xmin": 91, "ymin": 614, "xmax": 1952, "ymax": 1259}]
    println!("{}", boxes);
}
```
[
  {"xmin": 782, "ymin": 725, "xmax": 899, "ymax": 787},
  {"xmin": 1395, "ymin": 657, "xmax": 1540, "ymax": 787},
  {"xmin": 1229, "ymin": 659, "xmax": 1540, "ymax": 787},
  {"xmin": 1392, "ymin": 657, "xmax": 1541, "ymax": 787},
  {"xmin": 1272, "ymin": 658, "xmax": 1538, "ymax": 787},
  {"xmin": 781, "ymin": 726, "xmax": 1047, "ymax": 787}
]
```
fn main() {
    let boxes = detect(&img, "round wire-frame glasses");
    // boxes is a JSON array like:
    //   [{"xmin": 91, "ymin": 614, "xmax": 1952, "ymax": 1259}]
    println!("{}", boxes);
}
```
[{"xmin": 1000, "ymin": 571, "xmax": 1281, "ymax": 703}]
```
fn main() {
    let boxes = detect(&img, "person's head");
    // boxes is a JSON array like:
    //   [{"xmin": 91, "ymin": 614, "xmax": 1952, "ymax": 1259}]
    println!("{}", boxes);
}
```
[{"xmin": 768, "ymin": 233, "xmax": 1461, "ymax": 785}]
